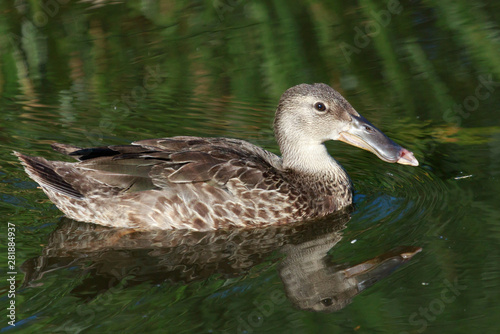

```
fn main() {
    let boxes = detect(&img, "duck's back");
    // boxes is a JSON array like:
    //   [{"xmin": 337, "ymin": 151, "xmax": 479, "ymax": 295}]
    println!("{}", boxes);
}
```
[{"xmin": 17, "ymin": 137, "xmax": 338, "ymax": 231}]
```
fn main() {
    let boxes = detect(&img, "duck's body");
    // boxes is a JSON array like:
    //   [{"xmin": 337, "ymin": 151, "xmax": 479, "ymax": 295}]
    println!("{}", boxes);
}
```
[
  {"xmin": 16, "ymin": 137, "xmax": 352, "ymax": 230},
  {"xmin": 16, "ymin": 83, "xmax": 417, "ymax": 231}
]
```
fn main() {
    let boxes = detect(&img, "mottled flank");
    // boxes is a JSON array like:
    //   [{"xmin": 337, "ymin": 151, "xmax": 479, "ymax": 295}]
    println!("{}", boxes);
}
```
[{"xmin": 15, "ymin": 83, "xmax": 417, "ymax": 231}]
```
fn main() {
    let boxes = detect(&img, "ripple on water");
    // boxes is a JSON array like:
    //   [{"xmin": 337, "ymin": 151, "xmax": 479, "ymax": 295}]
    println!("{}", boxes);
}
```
[{"xmin": 349, "ymin": 159, "xmax": 458, "ymax": 244}]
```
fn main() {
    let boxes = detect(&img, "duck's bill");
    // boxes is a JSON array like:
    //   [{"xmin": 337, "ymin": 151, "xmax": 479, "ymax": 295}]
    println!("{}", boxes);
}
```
[
  {"xmin": 338, "ymin": 115, "xmax": 419, "ymax": 166},
  {"xmin": 343, "ymin": 246, "xmax": 422, "ymax": 292}
]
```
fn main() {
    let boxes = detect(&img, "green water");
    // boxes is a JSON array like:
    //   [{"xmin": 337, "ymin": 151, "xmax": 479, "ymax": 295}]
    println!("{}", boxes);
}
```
[{"xmin": 1, "ymin": 0, "xmax": 500, "ymax": 333}]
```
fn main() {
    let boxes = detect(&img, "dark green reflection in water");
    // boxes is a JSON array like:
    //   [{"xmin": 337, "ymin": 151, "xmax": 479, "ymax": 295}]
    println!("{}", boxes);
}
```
[{"xmin": 1, "ymin": 0, "xmax": 500, "ymax": 333}]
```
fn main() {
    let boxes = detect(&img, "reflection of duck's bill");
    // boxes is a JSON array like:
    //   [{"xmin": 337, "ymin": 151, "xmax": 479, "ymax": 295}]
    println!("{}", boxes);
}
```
[
  {"xmin": 342, "ymin": 246, "xmax": 422, "ymax": 291},
  {"xmin": 338, "ymin": 114, "xmax": 419, "ymax": 166}
]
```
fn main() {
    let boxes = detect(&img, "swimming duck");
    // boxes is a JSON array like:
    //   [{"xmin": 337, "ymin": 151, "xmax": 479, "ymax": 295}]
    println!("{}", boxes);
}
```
[{"xmin": 15, "ymin": 83, "xmax": 418, "ymax": 231}]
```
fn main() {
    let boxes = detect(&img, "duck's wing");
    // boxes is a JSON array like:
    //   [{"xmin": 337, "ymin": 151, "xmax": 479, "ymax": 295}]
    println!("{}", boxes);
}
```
[
  {"xmin": 133, "ymin": 136, "xmax": 283, "ymax": 171},
  {"xmin": 39, "ymin": 137, "xmax": 283, "ymax": 197}
]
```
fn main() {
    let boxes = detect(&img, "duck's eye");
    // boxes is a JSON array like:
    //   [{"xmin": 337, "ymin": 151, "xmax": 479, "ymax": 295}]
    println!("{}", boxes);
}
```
[
  {"xmin": 320, "ymin": 298, "xmax": 333, "ymax": 306},
  {"xmin": 314, "ymin": 102, "xmax": 327, "ymax": 112}
]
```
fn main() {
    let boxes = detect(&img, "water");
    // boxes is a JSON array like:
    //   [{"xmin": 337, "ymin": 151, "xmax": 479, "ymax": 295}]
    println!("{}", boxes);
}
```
[{"xmin": 1, "ymin": 1, "xmax": 500, "ymax": 333}]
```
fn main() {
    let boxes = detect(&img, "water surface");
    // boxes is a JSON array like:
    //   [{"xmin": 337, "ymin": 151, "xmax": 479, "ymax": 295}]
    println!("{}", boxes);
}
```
[{"xmin": 1, "ymin": 1, "xmax": 500, "ymax": 333}]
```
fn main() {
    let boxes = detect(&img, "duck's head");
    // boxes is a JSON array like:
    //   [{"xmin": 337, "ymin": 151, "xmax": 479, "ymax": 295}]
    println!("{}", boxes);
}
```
[{"xmin": 274, "ymin": 83, "xmax": 418, "ymax": 168}]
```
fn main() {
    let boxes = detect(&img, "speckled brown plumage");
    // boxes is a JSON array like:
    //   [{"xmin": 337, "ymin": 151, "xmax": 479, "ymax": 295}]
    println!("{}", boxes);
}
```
[
  {"xmin": 15, "ymin": 137, "xmax": 351, "ymax": 230},
  {"xmin": 15, "ymin": 83, "xmax": 417, "ymax": 231}
]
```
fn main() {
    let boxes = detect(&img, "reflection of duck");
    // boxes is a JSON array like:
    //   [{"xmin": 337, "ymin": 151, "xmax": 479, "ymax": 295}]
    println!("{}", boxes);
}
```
[
  {"xmin": 22, "ymin": 213, "xmax": 420, "ymax": 311},
  {"xmin": 279, "ymin": 237, "xmax": 421, "ymax": 312},
  {"xmin": 15, "ymin": 83, "xmax": 417, "ymax": 230}
]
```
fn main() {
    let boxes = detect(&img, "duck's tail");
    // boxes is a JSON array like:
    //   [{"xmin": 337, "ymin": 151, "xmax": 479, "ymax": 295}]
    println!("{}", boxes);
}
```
[{"xmin": 14, "ymin": 151, "xmax": 84, "ymax": 199}]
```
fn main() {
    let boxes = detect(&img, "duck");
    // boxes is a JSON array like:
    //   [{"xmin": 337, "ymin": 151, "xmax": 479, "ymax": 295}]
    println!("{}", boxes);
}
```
[{"xmin": 15, "ymin": 83, "xmax": 418, "ymax": 231}]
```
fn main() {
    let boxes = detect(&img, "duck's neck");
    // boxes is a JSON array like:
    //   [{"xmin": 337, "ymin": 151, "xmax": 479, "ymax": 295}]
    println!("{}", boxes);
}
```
[
  {"xmin": 281, "ymin": 141, "xmax": 348, "ymax": 181},
  {"xmin": 280, "ymin": 141, "xmax": 353, "ymax": 214}
]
